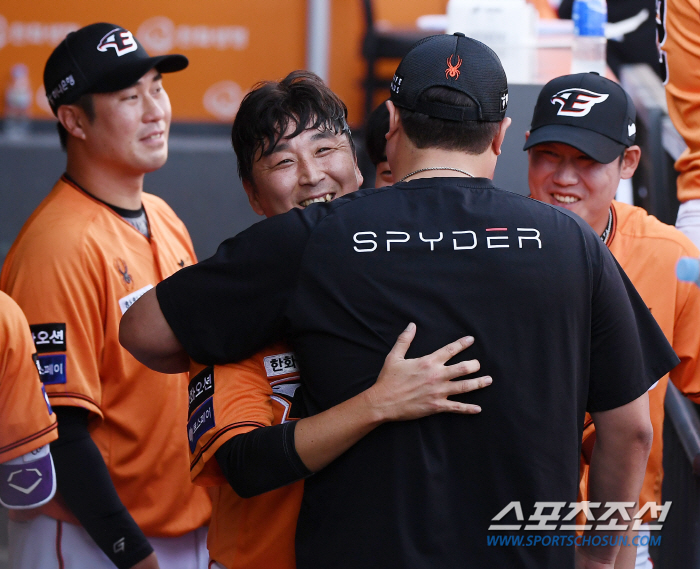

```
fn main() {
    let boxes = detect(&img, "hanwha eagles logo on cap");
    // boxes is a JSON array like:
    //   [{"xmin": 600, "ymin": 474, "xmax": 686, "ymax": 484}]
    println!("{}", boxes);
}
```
[
  {"xmin": 550, "ymin": 89, "xmax": 609, "ymax": 118},
  {"xmin": 97, "ymin": 28, "xmax": 138, "ymax": 57}
]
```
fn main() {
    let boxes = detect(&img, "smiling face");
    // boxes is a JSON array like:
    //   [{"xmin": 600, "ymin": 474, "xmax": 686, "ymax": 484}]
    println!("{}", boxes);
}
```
[
  {"xmin": 527, "ymin": 141, "xmax": 640, "ymax": 235},
  {"xmin": 243, "ymin": 124, "xmax": 363, "ymax": 217},
  {"xmin": 79, "ymin": 68, "xmax": 172, "ymax": 175}
]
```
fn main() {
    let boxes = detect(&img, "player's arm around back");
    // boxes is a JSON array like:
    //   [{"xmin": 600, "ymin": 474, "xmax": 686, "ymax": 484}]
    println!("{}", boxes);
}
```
[
  {"xmin": 119, "ymin": 288, "xmax": 189, "ymax": 373},
  {"xmin": 216, "ymin": 323, "xmax": 493, "ymax": 498},
  {"xmin": 576, "ymin": 392, "xmax": 653, "ymax": 569},
  {"xmin": 294, "ymin": 323, "xmax": 492, "ymax": 472}
]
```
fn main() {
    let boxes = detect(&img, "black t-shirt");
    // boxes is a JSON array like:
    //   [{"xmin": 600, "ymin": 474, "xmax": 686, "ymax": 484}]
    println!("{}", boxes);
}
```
[{"xmin": 158, "ymin": 177, "xmax": 678, "ymax": 569}]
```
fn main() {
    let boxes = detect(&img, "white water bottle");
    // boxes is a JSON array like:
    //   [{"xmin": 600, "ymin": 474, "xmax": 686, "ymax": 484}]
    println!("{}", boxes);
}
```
[
  {"xmin": 571, "ymin": 0, "xmax": 607, "ymax": 75},
  {"xmin": 4, "ymin": 63, "xmax": 32, "ymax": 137}
]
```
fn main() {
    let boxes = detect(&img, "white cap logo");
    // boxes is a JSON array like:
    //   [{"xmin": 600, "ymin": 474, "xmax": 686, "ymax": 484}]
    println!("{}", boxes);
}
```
[
  {"xmin": 550, "ymin": 89, "xmax": 609, "ymax": 117},
  {"xmin": 97, "ymin": 28, "xmax": 138, "ymax": 57}
]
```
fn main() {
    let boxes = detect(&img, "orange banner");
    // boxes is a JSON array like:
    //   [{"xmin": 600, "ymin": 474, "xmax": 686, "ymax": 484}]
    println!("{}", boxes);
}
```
[{"xmin": 0, "ymin": 1, "xmax": 306, "ymax": 121}]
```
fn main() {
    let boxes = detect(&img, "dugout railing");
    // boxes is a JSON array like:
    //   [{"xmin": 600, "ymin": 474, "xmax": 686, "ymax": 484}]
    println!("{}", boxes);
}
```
[{"xmin": 620, "ymin": 63, "xmax": 700, "ymax": 568}]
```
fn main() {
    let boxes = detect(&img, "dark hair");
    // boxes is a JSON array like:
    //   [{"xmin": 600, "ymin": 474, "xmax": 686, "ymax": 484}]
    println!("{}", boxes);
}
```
[
  {"xmin": 364, "ymin": 102, "xmax": 390, "ymax": 166},
  {"xmin": 398, "ymin": 87, "xmax": 500, "ymax": 154},
  {"xmin": 231, "ymin": 70, "xmax": 352, "ymax": 183},
  {"xmin": 56, "ymin": 94, "xmax": 95, "ymax": 151}
]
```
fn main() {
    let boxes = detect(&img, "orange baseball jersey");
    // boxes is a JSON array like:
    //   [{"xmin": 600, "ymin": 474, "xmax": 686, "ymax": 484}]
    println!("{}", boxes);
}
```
[
  {"xmin": 0, "ymin": 291, "xmax": 57, "ymax": 464},
  {"xmin": 580, "ymin": 201, "xmax": 700, "ymax": 521},
  {"xmin": 189, "ymin": 343, "xmax": 304, "ymax": 569},
  {"xmin": 657, "ymin": 0, "xmax": 700, "ymax": 201},
  {"xmin": 528, "ymin": 0, "xmax": 557, "ymax": 19},
  {"xmin": 0, "ymin": 176, "xmax": 211, "ymax": 536}
]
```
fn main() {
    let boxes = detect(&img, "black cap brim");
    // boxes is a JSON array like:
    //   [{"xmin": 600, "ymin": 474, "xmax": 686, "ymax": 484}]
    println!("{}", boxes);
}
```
[
  {"xmin": 523, "ymin": 124, "xmax": 625, "ymax": 164},
  {"xmin": 90, "ymin": 54, "xmax": 188, "ymax": 94}
]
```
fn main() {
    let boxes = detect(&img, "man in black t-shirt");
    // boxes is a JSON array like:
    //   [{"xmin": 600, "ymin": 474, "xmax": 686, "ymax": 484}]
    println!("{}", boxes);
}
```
[{"xmin": 122, "ymin": 35, "xmax": 677, "ymax": 569}]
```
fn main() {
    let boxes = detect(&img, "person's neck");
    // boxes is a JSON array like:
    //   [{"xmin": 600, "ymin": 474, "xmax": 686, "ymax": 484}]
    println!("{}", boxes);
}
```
[
  {"xmin": 392, "ymin": 146, "xmax": 495, "ymax": 183},
  {"xmin": 65, "ymin": 155, "xmax": 144, "ymax": 210}
]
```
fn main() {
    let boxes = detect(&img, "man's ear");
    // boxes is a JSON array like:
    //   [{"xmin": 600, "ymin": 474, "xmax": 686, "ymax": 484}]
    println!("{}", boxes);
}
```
[
  {"xmin": 492, "ymin": 117, "xmax": 512, "ymax": 156},
  {"xmin": 385, "ymin": 100, "xmax": 400, "ymax": 141},
  {"xmin": 57, "ymin": 105, "xmax": 88, "ymax": 141},
  {"xmin": 525, "ymin": 130, "xmax": 530, "ymax": 142},
  {"xmin": 353, "ymin": 154, "xmax": 364, "ymax": 189},
  {"xmin": 242, "ymin": 179, "xmax": 266, "ymax": 216},
  {"xmin": 620, "ymin": 145, "xmax": 641, "ymax": 180}
]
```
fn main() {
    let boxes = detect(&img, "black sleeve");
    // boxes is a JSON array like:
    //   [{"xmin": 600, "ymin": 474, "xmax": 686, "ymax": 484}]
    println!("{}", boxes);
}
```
[
  {"xmin": 586, "ymin": 234, "xmax": 680, "ymax": 412},
  {"xmin": 51, "ymin": 407, "xmax": 153, "ymax": 569},
  {"xmin": 214, "ymin": 421, "xmax": 312, "ymax": 498},
  {"xmin": 558, "ymin": 0, "xmax": 573, "ymax": 18},
  {"xmin": 157, "ymin": 208, "xmax": 314, "ymax": 365}
]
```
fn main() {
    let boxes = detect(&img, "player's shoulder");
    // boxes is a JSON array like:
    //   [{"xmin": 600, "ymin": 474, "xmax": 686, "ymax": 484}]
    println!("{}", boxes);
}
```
[
  {"xmin": 10, "ymin": 178, "xmax": 111, "ymax": 251},
  {"xmin": 613, "ymin": 201, "xmax": 699, "ymax": 256},
  {"xmin": 142, "ymin": 191, "xmax": 179, "ymax": 219},
  {"xmin": 142, "ymin": 191, "xmax": 190, "ymax": 235},
  {"xmin": 0, "ymin": 290, "xmax": 28, "ymax": 330},
  {"xmin": 213, "ymin": 342, "xmax": 297, "ymax": 378}
]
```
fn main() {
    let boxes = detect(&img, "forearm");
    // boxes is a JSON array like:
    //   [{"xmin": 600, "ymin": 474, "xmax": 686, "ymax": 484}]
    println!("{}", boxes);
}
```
[
  {"xmin": 51, "ymin": 407, "xmax": 153, "ymax": 569},
  {"xmin": 581, "ymin": 394, "xmax": 653, "ymax": 566},
  {"xmin": 215, "ymin": 392, "xmax": 398, "ymax": 497},
  {"xmin": 119, "ymin": 288, "xmax": 189, "ymax": 373},
  {"xmin": 217, "ymin": 325, "xmax": 488, "ymax": 497},
  {"xmin": 294, "ymin": 388, "xmax": 384, "ymax": 472}
]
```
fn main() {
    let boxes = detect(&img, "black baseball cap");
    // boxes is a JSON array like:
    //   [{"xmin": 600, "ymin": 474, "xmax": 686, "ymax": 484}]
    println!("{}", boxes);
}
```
[
  {"xmin": 523, "ymin": 72, "xmax": 637, "ymax": 164},
  {"xmin": 44, "ymin": 22, "xmax": 188, "ymax": 115},
  {"xmin": 389, "ymin": 33, "xmax": 508, "ymax": 122}
]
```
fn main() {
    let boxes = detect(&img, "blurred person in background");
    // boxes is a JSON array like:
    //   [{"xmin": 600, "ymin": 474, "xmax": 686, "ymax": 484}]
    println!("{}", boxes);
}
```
[
  {"xmin": 364, "ymin": 101, "xmax": 393, "ymax": 188},
  {"xmin": 559, "ymin": 0, "xmax": 659, "ymax": 79},
  {"xmin": 657, "ymin": 0, "xmax": 700, "ymax": 247}
]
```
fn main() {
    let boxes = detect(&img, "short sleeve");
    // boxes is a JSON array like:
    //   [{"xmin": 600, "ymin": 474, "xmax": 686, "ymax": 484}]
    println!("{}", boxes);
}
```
[
  {"xmin": 1, "ymin": 234, "xmax": 105, "ymax": 418},
  {"xmin": 587, "ymin": 240, "xmax": 680, "ymax": 412},
  {"xmin": 157, "ymin": 209, "xmax": 313, "ymax": 365},
  {"xmin": 188, "ymin": 356, "xmax": 276, "ymax": 486},
  {"xmin": 0, "ymin": 292, "xmax": 58, "ymax": 463}
]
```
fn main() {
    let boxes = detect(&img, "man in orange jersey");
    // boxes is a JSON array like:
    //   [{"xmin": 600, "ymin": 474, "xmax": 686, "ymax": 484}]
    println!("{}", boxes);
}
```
[
  {"xmin": 0, "ymin": 291, "xmax": 58, "ymax": 511},
  {"xmin": 1, "ymin": 23, "xmax": 210, "ymax": 569},
  {"xmin": 656, "ymin": 0, "xmax": 700, "ymax": 247},
  {"xmin": 187, "ymin": 71, "xmax": 491, "ymax": 569},
  {"xmin": 525, "ymin": 72, "xmax": 700, "ymax": 569}
]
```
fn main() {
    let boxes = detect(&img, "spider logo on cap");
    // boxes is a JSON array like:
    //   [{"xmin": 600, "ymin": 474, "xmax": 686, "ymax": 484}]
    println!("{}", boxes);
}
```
[{"xmin": 445, "ymin": 54, "xmax": 462, "ymax": 80}]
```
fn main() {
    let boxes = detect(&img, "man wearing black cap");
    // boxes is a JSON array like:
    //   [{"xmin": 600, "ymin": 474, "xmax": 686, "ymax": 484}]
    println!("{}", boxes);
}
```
[
  {"xmin": 121, "ymin": 34, "xmax": 676, "ymax": 569},
  {"xmin": 526, "ymin": 72, "xmax": 700, "ymax": 569},
  {"xmin": 1, "ymin": 23, "xmax": 210, "ymax": 569}
]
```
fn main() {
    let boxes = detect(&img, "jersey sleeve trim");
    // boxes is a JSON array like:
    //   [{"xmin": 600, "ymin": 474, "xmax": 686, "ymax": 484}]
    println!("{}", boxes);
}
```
[
  {"xmin": 190, "ymin": 421, "xmax": 266, "ymax": 472},
  {"xmin": 47, "ymin": 393, "xmax": 102, "ymax": 418},
  {"xmin": 0, "ymin": 421, "xmax": 57, "ymax": 462}
]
